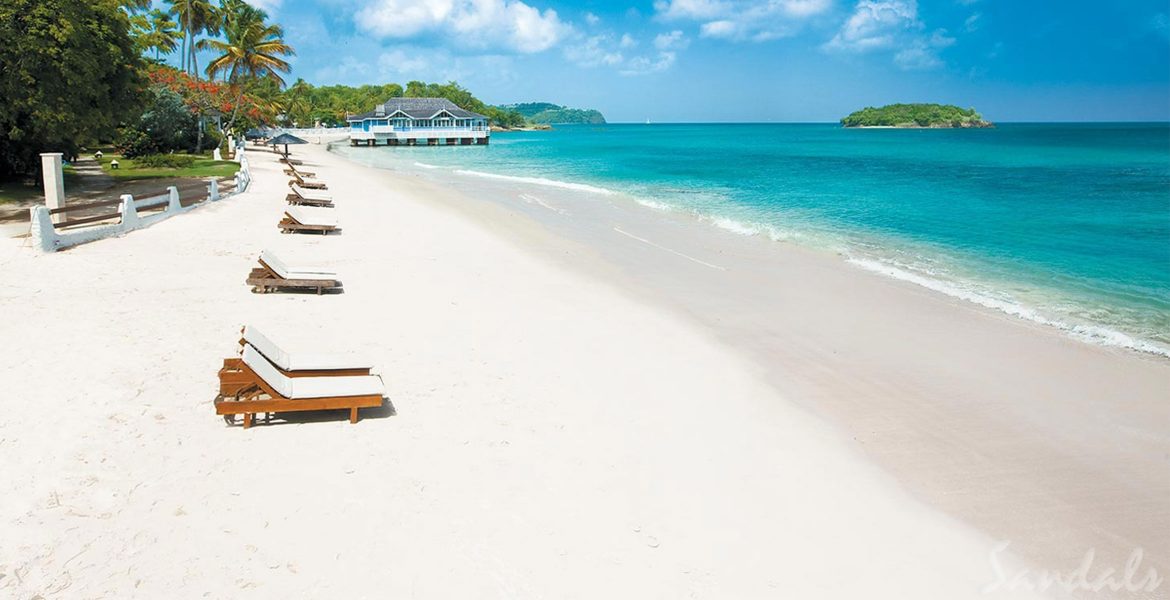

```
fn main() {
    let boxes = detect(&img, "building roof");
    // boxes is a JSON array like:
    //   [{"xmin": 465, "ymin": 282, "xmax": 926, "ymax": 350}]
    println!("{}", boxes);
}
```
[{"xmin": 348, "ymin": 97, "xmax": 487, "ymax": 121}]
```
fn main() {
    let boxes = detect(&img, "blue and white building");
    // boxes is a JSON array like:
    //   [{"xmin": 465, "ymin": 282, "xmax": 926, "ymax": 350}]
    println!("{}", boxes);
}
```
[{"xmin": 347, "ymin": 97, "xmax": 490, "ymax": 146}]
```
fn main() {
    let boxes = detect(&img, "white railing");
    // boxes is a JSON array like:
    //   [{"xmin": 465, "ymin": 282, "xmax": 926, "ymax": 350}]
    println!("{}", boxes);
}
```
[
  {"xmin": 275, "ymin": 127, "xmax": 349, "ymax": 137},
  {"xmin": 351, "ymin": 127, "xmax": 490, "ymax": 141},
  {"xmin": 263, "ymin": 127, "xmax": 351, "ymax": 144},
  {"xmin": 29, "ymin": 156, "xmax": 252, "ymax": 253}
]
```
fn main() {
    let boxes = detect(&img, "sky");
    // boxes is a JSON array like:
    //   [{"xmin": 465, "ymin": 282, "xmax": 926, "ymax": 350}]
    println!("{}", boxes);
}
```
[{"xmin": 171, "ymin": 0, "xmax": 1170, "ymax": 122}]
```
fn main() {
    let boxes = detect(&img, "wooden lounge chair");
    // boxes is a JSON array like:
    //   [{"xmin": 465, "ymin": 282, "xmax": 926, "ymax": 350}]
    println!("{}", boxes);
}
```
[
  {"xmin": 288, "ymin": 170, "xmax": 327, "ymax": 190},
  {"xmin": 218, "ymin": 325, "xmax": 372, "ymax": 396},
  {"xmin": 283, "ymin": 166, "xmax": 318, "ymax": 179},
  {"xmin": 246, "ymin": 249, "xmax": 341, "ymax": 294},
  {"xmin": 279, "ymin": 206, "xmax": 339, "ymax": 235},
  {"xmin": 286, "ymin": 183, "xmax": 333, "ymax": 207},
  {"xmin": 215, "ymin": 338, "xmax": 382, "ymax": 428},
  {"xmin": 279, "ymin": 156, "xmax": 303, "ymax": 166}
]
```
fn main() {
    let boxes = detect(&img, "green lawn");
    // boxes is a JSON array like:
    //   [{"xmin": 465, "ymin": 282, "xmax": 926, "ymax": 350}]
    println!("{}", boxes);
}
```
[
  {"xmin": 2, "ymin": 150, "xmax": 237, "ymax": 204},
  {"xmin": 0, "ymin": 170, "xmax": 80, "ymax": 205},
  {"xmin": 97, "ymin": 152, "xmax": 239, "ymax": 181}
]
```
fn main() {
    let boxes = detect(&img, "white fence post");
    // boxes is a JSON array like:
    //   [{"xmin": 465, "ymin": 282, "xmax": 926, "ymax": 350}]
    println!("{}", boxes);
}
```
[
  {"xmin": 209, "ymin": 179, "xmax": 219, "ymax": 201},
  {"xmin": 40, "ymin": 153, "xmax": 66, "ymax": 224},
  {"xmin": 29, "ymin": 206, "xmax": 57, "ymax": 252},
  {"xmin": 166, "ymin": 186, "xmax": 181, "ymax": 213},
  {"xmin": 119, "ymin": 194, "xmax": 139, "ymax": 230}
]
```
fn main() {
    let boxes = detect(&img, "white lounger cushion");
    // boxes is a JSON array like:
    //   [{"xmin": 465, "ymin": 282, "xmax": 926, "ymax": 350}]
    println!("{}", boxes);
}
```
[
  {"xmin": 242, "ymin": 325, "xmax": 373, "ymax": 371},
  {"xmin": 242, "ymin": 344, "xmax": 383, "ymax": 399},
  {"xmin": 291, "ymin": 183, "xmax": 332, "ymax": 201},
  {"xmin": 286, "ymin": 206, "xmax": 337, "ymax": 227},
  {"xmin": 259, "ymin": 249, "xmax": 337, "ymax": 280}
]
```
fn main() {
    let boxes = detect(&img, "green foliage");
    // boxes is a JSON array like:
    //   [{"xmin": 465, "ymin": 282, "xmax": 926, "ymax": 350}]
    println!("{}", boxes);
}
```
[
  {"xmin": 503, "ymin": 102, "xmax": 561, "ymax": 117},
  {"xmin": 117, "ymin": 88, "xmax": 200, "ymax": 157},
  {"xmin": 484, "ymin": 107, "xmax": 528, "ymax": 128},
  {"xmin": 96, "ymin": 151, "xmax": 238, "ymax": 181},
  {"xmin": 267, "ymin": 79, "xmax": 532, "ymax": 128},
  {"xmin": 130, "ymin": 9, "xmax": 182, "ymax": 60},
  {"xmin": 0, "ymin": 0, "xmax": 146, "ymax": 176},
  {"xmin": 134, "ymin": 153, "xmax": 196, "ymax": 168},
  {"xmin": 531, "ymin": 108, "xmax": 606, "ymax": 125},
  {"xmin": 841, "ymin": 104, "xmax": 989, "ymax": 128},
  {"xmin": 115, "ymin": 128, "xmax": 157, "ymax": 158},
  {"xmin": 501, "ymin": 103, "xmax": 606, "ymax": 124}
]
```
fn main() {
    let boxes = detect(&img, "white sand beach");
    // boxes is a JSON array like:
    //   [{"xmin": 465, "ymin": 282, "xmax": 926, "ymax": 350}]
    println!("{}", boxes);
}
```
[{"xmin": 1, "ymin": 144, "xmax": 1166, "ymax": 599}]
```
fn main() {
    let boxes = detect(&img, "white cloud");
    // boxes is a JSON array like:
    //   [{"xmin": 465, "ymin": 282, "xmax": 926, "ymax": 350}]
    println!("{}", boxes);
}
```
[
  {"xmin": 964, "ymin": 11, "xmax": 981, "ymax": 32},
  {"xmin": 824, "ymin": 0, "xmax": 953, "ymax": 70},
  {"xmin": 355, "ymin": 0, "xmax": 569, "ymax": 54},
  {"xmin": 824, "ymin": 0, "xmax": 918, "ymax": 52},
  {"xmin": 584, "ymin": 11, "xmax": 600, "ymax": 26},
  {"xmin": 564, "ymin": 34, "xmax": 626, "ymax": 67},
  {"xmin": 654, "ymin": 30, "xmax": 690, "ymax": 50},
  {"xmin": 565, "ymin": 31, "xmax": 684, "ymax": 76},
  {"xmin": 620, "ymin": 52, "xmax": 676, "ymax": 75},
  {"xmin": 654, "ymin": 0, "xmax": 831, "ymax": 41},
  {"xmin": 248, "ymin": 0, "xmax": 283, "ymax": 12}
]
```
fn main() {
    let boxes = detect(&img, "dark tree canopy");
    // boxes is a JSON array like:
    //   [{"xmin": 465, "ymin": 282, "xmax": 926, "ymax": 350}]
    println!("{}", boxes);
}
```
[{"xmin": 0, "ymin": 0, "xmax": 146, "ymax": 176}]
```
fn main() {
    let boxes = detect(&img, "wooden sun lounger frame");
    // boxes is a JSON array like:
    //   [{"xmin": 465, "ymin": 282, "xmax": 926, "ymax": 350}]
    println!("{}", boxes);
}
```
[
  {"xmin": 285, "ymin": 186, "xmax": 333, "ymax": 207},
  {"xmin": 279, "ymin": 156, "xmax": 303, "ymax": 166},
  {"xmin": 288, "ymin": 170, "xmax": 327, "ymax": 190},
  {"xmin": 285, "ymin": 194, "xmax": 332, "ymax": 207},
  {"xmin": 283, "ymin": 168, "xmax": 317, "ymax": 177},
  {"xmin": 215, "ymin": 358, "xmax": 379, "ymax": 428},
  {"xmin": 279, "ymin": 214, "xmax": 339, "ymax": 235},
  {"xmin": 246, "ymin": 257, "xmax": 341, "ymax": 294}
]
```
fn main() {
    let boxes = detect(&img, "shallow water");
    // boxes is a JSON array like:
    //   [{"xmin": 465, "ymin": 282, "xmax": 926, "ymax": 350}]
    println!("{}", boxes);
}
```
[{"xmin": 334, "ymin": 123, "xmax": 1170, "ymax": 356}]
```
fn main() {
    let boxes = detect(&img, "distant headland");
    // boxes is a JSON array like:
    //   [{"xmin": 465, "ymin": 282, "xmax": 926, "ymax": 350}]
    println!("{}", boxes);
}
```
[
  {"xmin": 498, "ymin": 102, "xmax": 607, "ymax": 125},
  {"xmin": 841, "ymin": 104, "xmax": 993, "ymax": 128}
]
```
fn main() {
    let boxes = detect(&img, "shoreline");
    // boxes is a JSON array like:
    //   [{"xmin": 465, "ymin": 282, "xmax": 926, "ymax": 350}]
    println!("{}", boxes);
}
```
[
  {"xmin": 330, "ymin": 143, "xmax": 1170, "ymax": 582},
  {"xmin": 339, "ymin": 142, "xmax": 1170, "ymax": 361},
  {"xmin": 0, "ymin": 144, "xmax": 1164, "ymax": 597}
]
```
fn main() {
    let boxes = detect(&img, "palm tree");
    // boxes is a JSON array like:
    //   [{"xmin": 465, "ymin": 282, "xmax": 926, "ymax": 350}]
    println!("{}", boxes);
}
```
[
  {"xmin": 119, "ymin": 0, "xmax": 152, "ymax": 12},
  {"xmin": 199, "ymin": 8, "xmax": 293, "ymax": 85},
  {"xmin": 166, "ymin": 0, "xmax": 219, "ymax": 76},
  {"xmin": 198, "ymin": 5, "xmax": 294, "ymax": 133},
  {"xmin": 131, "ymin": 9, "xmax": 183, "ymax": 61},
  {"xmin": 285, "ymin": 78, "xmax": 314, "ymax": 126}
]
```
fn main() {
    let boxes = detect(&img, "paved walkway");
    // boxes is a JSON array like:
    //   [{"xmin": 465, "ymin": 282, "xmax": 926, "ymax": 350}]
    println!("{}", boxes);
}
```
[{"xmin": 70, "ymin": 156, "xmax": 115, "ymax": 194}]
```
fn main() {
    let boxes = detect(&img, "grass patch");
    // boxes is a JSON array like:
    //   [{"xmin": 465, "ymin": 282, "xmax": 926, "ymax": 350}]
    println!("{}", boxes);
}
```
[
  {"xmin": 0, "ymin": 173, "xmax": 81, "ymax": 205},
  {"xmin": 98, "ymin": 152, "xmax": 238, "ymax": 181}
]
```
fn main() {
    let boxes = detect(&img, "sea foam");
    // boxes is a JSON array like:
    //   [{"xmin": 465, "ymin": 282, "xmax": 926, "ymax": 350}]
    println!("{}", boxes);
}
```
[
  {"xmin": 455, "ymin": 169, "xmax": 616, "ymax": 195},
  {"xmin": 846, "ymin": 256, "xmax": 1170, "ymax": 358}
]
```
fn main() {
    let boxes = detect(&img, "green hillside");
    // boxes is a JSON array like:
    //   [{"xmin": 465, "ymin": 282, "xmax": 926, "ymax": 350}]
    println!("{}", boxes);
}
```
[
  {"xmin": 841, "ymin": 103, "xmax": 992, "ymax": 128},
  {"xmin": 499, "ymin": 102, "xmax": 607, "ymax": 125}
]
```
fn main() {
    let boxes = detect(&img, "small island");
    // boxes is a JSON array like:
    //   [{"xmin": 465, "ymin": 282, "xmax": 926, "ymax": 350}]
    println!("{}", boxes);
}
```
[{"xmin": 841, "ymin": 103, "xmax": 993, "ymax": 128}]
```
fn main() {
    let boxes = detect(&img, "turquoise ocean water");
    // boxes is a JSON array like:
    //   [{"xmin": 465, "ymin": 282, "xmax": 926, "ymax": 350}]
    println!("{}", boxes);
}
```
[{"xmin": 339, "ymin": 123, "xmax": 1170, "ymax": 356}]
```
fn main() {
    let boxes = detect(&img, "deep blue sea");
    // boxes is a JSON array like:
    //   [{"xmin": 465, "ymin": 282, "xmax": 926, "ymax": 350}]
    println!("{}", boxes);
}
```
[{"xmin": 345, "ymin": 123, "xmax": 1170, "ymax": 356}]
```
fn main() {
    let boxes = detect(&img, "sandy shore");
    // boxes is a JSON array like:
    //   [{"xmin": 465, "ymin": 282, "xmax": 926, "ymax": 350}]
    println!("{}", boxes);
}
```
[{"xmin": 0, "ymin": 144, "xmax": 1163, "ymax": 598}]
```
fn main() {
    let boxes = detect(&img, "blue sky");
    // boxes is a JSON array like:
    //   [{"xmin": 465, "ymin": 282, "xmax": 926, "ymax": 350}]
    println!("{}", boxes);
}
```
[{"xmin": 181, "ymin": 0, "xmax": 1170, "ymax": 122}]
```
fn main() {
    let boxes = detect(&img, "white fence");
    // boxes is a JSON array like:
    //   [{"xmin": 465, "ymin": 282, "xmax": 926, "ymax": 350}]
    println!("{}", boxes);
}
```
[{"xmin": 29, "ymin": 155, "xmax": 252, "ymax": 253}]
